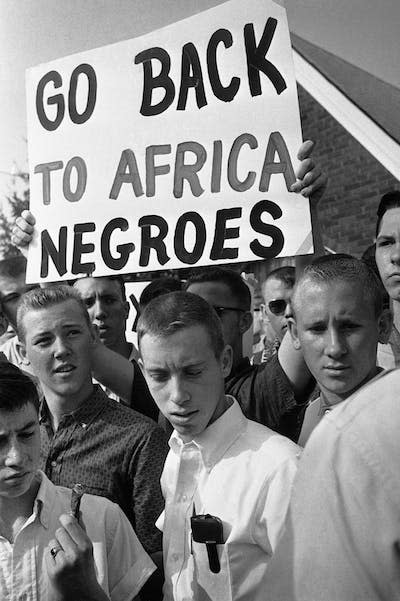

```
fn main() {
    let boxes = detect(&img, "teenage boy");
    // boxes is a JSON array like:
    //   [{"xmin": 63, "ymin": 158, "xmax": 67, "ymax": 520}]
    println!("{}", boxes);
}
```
[
  {"xmin": 137, "ymin": 291, "xmax": 300, "ymax": 601},
  {"xmin": 16, "ymin": 285, "xmax": 168, "ymax": 559},
  {"xmin": 287, "ymin": 254, "xmax": 391, "ymax": 446},
  {"xmin": 0, "ymin": 361, "xmax": 155, "ymax": 601}
]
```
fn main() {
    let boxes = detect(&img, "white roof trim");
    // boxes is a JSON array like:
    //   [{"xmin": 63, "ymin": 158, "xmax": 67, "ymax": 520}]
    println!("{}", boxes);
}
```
[{"xmin": 293, "ymin": 50, "xmax": 400, "ymax": 181}]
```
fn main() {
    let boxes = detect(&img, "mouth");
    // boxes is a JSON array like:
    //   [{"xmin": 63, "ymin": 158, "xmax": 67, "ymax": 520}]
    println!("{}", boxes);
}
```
[
  {"xmin": 53, "ymin": 364, "xmax": 76, "ymax": 374},
  {"xmin": 5, "ymin": 471, "xmax": 29, "ymax": 482},
  {"xmin": 170, "ymin": 409, "xmax": 198, "ymax": 422},
  {"xmin": 324, "ymin": 365, "xmax": 349, "ymax": 373}
]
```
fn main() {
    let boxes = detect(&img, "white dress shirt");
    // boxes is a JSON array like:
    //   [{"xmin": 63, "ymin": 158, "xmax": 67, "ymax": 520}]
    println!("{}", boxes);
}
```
[
  {"xmin": 0, "ymin": 471, "xmax": 155, "ymax": 601},
  {"xmin": 157, "ymin": 397, "xmax": 300, "ymax": 601}
]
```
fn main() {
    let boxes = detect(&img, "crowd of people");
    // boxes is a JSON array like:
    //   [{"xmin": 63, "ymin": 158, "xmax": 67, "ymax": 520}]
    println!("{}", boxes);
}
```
[{"xmin": 0, "ymin": 145, "xmax": 399, "ymax": 600}]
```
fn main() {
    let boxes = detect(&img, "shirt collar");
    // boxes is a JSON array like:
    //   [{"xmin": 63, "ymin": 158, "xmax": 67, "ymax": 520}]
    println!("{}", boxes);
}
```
[
  {"xmin": 32, "ymin": 470, "xmax": 56, "ymax": 529},
  {"xmin": 169, "ymin": 396, "xmax": 246, "ymax": 471},
  {"xmin": 39, "ymin": 384, "xmax": 108, "ymax": 429}
]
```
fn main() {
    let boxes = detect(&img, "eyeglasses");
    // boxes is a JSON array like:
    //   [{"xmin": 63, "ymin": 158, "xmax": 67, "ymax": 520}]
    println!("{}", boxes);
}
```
[
  {"xmin": 267, "ymin": 299, "xmax": 290, "ymax": 315},
  {"xmin": 212, "ymin": 306, "xmax": 246, "ymax": 318}
]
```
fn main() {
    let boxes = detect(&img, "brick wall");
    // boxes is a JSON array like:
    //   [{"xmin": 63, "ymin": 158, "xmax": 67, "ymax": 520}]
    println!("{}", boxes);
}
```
[{"xmin": 298, "ymin": 84, "xmax": 400, "ymax": 256}]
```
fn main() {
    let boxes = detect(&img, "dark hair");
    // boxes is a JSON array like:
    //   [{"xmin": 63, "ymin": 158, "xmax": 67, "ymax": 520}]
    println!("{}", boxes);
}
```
[
  {"xmin": 0, "ymin": 362, "xmax": 39, "ymax": 413},
  {"xmin": 376, "ymin": 191, "xmax": 400, "ymax": 237},
  {"xmin": 264, "ymin": 266, "xmax": 295, "ymax": 288},
  {"xmin": 184, "ymin": 268, "xmax": 251, "ymax": 311},
  {"xmin": 16, "ymin": 285, "xmax": 92, "ymax": 343},
  {"xmin": 137, "ymin": 291, "xmax": 225, "ymax": 359},
  {"xmin": 139, "ymin": 277, "xmax": 182, "ymax": 310},
  {"xmin": 72, "ymin": 275, "xmax": 127, "ymax": 302},
  {"xmin": 292, "ymin": 254, "xmax": 385, "ymax": 318},
  {"xmin": 0, "ymin": 255, "xmax": 27, "ymax": 279}
]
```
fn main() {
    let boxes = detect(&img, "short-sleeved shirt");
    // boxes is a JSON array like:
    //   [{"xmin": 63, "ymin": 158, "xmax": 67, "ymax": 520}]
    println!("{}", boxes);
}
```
[
  {"xmin": 225, "ymin": 355, "xmax": 306, "ymax": 440},
  {"xmin": 264, "ymin": 369, "xmax": 400, "ymax": 601},
  {"xmin": 158, "ymin": 397, "xmax": 300, "ymax": 601},
  {"xmin": 0, "ymin": 471, "xmax": 155, "ymax": 601},
  {"xmin": 40, "ymin": 385, "xmax": 168, "ymax": 554}
]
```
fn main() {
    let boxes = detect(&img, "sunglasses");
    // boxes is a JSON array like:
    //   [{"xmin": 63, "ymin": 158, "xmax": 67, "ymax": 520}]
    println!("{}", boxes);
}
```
[
  {"xmin": 267, "ymin": 299, "xmax": 290, "ymax": 315},
  {"xmin": 212, "ymin": 306, "xmax": 246, "ymax": 318}
]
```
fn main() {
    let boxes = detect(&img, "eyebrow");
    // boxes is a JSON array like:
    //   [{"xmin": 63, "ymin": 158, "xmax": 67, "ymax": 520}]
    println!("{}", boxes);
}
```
[{"xmin": 18, "ymin": 420, "xmax": 37, "ymax": 432}]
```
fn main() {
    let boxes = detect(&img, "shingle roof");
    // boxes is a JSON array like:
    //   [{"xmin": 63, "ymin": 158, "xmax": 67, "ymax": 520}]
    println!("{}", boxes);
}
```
[{"xmin": 291, "ymin": 33, "xmax": 400, "ymax": 145}]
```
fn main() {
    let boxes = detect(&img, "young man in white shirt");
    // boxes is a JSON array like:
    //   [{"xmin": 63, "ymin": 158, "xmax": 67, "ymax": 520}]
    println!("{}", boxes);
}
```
[
  {"xmin": 0, "ymin": 361, "xmax": 155, "ymax": 601},
  {"xmin": 137, "ymin": 291, "xmax": 300, "ymax": 601}
]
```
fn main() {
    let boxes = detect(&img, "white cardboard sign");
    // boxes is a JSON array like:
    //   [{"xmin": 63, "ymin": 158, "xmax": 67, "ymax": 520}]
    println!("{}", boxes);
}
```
[{"xmin": 26, "ymin": 0, "xmax": 312, "ymax": 283}]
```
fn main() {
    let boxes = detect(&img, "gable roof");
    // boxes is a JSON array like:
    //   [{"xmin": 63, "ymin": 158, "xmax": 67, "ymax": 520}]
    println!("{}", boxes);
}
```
[{"xmin": 291, "ymin": 33, "xmax": 400, "ymax": 146}]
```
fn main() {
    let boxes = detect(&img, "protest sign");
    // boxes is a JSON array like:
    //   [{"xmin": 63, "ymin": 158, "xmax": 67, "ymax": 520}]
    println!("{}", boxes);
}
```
[{"xmin": 25, "ymin": 0, "xmax": 311, "ymax": 283}]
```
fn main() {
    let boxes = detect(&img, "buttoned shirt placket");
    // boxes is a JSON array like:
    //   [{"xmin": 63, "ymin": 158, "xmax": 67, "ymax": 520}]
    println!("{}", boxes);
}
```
[{"xmin": 165, "ymin": 440, "xmax": 202, "ymax": 601}]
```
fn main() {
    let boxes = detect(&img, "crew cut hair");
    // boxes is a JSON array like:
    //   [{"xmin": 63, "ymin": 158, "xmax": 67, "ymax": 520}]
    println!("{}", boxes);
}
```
[
  {"xmin": 264, "ymin": 265, "xmax": 295, "ymax": 288},
  {"xmin": 184, "ymin": 267, "xmax": 251, "ymax": 311},
  {"xmin": 0, "ymin": 361, "xmax": 39, "ymax": 413},
  {"xmin": 137, "ymin": 291, "xmax": 225, "ymax": 359},
  {"xmin": 292, "ymin": 254, "xmax": 385, "ymax": 319},
  {"xmin": 17, "ymin": 284, "xmax": 92, "ymax": 343}
]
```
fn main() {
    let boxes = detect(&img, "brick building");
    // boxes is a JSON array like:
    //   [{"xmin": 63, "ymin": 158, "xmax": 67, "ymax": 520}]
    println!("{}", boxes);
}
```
[{"xmin": 293, "ymin": 33, "xmax": 400, "ymax": 256}]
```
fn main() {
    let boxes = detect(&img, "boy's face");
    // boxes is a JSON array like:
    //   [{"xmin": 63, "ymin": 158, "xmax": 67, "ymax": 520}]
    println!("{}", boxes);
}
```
[
  {"xmin": 73, "ymin": 277, "xmax": 129, "ymax": 349},
  {"xmin": 20, "ymin": 299, "xmax": 94, "ymax": 404},
  {"xmin": 0, "ymin": 403, "xmax": 40, "ymax": 500},
  {"xmin": 261, "ymin": 278, "xmax": 293, "ymax": 341},
  {"xmin": 289, "ymin": 280, "xmax": 389, "ymax": 404},
  {"xmin": 0, "ymin": 271, "xmax": 38, "ymax": 330},
  {"xmin": 140, "ymin": 324, "xmax": 232, "ymax": 442}
]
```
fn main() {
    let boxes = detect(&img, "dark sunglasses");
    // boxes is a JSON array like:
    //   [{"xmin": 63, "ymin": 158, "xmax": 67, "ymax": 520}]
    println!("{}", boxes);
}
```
[
  {"xmin": 267, "ymin": 299, "xmax": 290, "ymax": 315},
  {"xmin": 212, "ymin": 306, "xmax": 245, "ymax": 318}
]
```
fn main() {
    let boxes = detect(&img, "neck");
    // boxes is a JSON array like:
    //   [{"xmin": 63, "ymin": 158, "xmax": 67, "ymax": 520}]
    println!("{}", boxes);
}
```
[
  {"xmin": 108, "ymin": 339, "xmax": 131, "ymax": 359},
  {"xmin": 392, "ymin": 301, "xmax": 400, "ymax": 332},
  {"xmin": 43, "ymin": 382, "xmax": 93, "ymax": 431},
  {"xmin": 0, "ymin": 474, "xmax": 40, "ymax": 541}
]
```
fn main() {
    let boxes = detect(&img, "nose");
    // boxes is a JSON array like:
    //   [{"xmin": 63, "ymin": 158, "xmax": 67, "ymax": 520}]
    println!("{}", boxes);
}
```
[
  {"xmin": 93, "ymin": 298, "xmax": 107, "ymax": 320},
  {"xmin": 5, "ymin": 438, "xmax": 24, "ymax": 468},
  {"xmin": 325, "ymin": 327, "xmax": 347, "ymax": 359},
  {"xmin": 53, "ymin": 336, "xmax": 71, "ymax": 359},
  {"xmin": 169, "ymin": 376, "xmax": 190, "ymax": 407},
  {"xmin": 390, "ymin": 242, "xmax": 400, "ymax": 265}
]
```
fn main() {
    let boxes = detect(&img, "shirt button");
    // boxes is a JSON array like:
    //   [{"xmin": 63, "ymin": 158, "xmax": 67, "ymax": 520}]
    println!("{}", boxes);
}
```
[
  {"xmin": 172, "ymin": 553, "xmax": 179, "ymax": 562},
  {"xmin": 81, "ymin": 422, "xmax": 87, "ymax": 429},
  {"xmin": 51, "ymin": 460, "xmax": 57, "ymax": 468},
  {"xmin": 182, "ymin": 495, "xmax": 187, "ymax": 502}
]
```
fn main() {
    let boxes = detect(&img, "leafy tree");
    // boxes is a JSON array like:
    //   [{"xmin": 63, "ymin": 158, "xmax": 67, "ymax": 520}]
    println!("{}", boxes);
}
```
[{"xmin": 0, "ymin": 168, "xmax": 29, "ymax": 259}]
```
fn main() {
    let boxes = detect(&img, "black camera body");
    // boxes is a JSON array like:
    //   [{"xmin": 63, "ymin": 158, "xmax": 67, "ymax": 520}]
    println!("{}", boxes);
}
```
[{"xmin": 191, "ymin": 513, "xmax": 224, "ymax": 573}]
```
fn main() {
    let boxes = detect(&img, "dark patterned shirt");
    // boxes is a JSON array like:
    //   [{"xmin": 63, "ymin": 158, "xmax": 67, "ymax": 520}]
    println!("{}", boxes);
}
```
[
  {"xmin": 225, "ymin": 354, "xmax": 304, "ymax": 441},
  {"xmin": 39, "ymin": 385, "xmax": 168, "ymax": 554}
]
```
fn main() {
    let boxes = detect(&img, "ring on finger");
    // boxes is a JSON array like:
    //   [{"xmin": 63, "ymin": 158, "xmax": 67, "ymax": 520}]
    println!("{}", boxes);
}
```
[{"xmin": 50, "ymin": 546, "xmax": 62, "ymax": 559}]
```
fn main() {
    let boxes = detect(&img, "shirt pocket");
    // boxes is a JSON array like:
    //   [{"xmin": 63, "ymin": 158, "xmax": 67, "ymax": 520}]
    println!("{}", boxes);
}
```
[{"xmin": 192, "ymin": 540, "xmax": 232, "ymax": 601}]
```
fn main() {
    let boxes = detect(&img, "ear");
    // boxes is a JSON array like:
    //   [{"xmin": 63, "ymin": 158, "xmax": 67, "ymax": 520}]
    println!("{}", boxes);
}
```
[
  {"xmin": 239, "ymin": 311, "xmax": 253, "ymax": 334},
  {"xmin": 220, "ymin": 344, "xmax": 233, "ymax": 378},
  {"xmin": 377, "ymin": 308, "xmax": 393, "ymax": 344},
  {"xmin": 287, "ymin": 316, "xmax": 301, "ymax": 351},
  {"xmin": 124, "ymin": 300, "xmax": 130, "ymax": 320},
  {"xmin": 17, "ymin": 340, "xmax": 31, "ymax": 366}
]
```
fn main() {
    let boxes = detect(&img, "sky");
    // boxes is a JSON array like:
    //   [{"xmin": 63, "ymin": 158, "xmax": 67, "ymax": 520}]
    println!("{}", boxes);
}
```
[{"xmin": 1, "ymin": 0, "xmax": 399, "ymax": 198}]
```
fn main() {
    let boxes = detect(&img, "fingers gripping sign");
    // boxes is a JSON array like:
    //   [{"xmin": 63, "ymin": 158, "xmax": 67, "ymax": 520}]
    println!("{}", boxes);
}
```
[
  {"xmin": 45, "ymin": 513, "xmax": 110, "ymax": 601},
  {"xmin": 11, "ymin": 210, "xmax": 36, "ymax": 257}
]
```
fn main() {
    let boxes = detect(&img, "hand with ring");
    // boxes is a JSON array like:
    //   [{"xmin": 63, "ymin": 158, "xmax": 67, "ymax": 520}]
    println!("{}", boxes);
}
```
[{"xmin": 45, "ymin": 513, "xmax": 109, "ymax": 601}]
